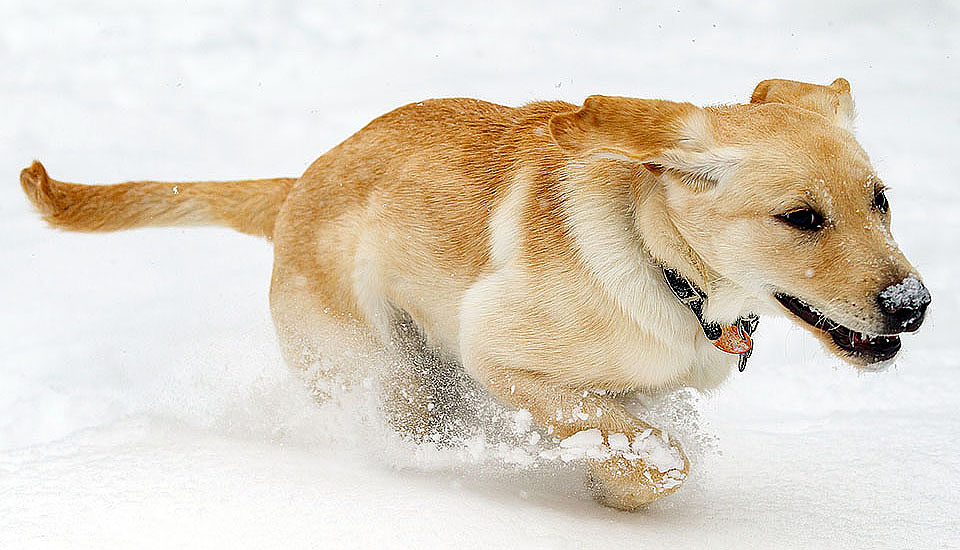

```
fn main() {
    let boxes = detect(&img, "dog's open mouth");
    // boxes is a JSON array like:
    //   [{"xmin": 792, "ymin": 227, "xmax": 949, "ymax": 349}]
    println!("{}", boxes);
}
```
[{"xmin": 774, "ymin": 293, "xmax": 901, "ymax": 362}]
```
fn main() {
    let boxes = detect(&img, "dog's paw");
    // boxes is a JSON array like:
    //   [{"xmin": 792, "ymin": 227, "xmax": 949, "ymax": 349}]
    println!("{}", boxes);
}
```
[{"xmin": 586, "ymin": 431, "xmax": 689, "ymax": 511}]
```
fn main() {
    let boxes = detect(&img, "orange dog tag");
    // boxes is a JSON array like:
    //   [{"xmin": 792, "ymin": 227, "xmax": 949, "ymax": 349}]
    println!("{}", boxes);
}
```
[{"xmin": 712, "ymin": 325, "xmax": 753, "ymax": 354}]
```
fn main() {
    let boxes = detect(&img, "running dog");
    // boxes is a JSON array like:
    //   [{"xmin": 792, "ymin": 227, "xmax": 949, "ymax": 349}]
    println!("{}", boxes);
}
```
[{"xmin": 20, "ymin": 77, "xmax": 930, "ymax": 509}]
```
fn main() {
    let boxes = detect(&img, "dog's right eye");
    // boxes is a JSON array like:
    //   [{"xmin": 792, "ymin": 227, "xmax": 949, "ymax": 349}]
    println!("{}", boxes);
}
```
[{"xmin": 778, "ymin": 209, "xmax": 825, "ymax": 231}]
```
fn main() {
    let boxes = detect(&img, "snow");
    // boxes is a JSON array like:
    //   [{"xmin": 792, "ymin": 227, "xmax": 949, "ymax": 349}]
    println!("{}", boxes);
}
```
[
  {"xmin": 631, "ymin": 431, "xmax": 685, "ymax": 475},
  {"xmin": 878, "ymin": 274, "xmax": 929, "ymax": 311},
  {"xmin": 559, "ymin": 428, "xmax": 604, "ymax": 450},
  {"xmin": 2, "ymin": 1, "xmax": 960, "ymax": 548}
]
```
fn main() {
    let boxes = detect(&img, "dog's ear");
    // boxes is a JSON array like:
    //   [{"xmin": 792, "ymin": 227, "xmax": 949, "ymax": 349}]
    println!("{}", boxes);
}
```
[
  {"xmin": 641, "ymin": 148, "xmax": 742, "ymax": 190},
  {"xmin": 550, "ymin": 96, "xmax": 743, "ymax": 189},
  {"xmin": 641, "ymin": 112, "xmax": 744, "ymax": 190},
  {"xmin": 550, "ymin": 96, "xmax": 696, "ymax": 159},
  {"xmin": 750, "ymin": 77, "xmax": 856, "ymax": 131}
]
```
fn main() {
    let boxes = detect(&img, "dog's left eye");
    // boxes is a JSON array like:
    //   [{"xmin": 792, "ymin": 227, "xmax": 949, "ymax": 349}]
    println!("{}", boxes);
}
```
[{"xmin": 873, "ymin": 189, "xmax": 889, "ymax": 213}]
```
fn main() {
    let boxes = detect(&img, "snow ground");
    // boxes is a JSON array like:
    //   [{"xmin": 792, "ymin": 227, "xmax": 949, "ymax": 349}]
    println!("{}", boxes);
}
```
[{"xmin": 2, "ymin": 1, "xmax": 959, "ymax": 548}]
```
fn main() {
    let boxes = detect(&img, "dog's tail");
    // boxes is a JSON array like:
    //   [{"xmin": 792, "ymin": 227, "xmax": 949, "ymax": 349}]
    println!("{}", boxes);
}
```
[{"xmin": 19, "ymin": 161, "xmax": 296, "ymax": 239}]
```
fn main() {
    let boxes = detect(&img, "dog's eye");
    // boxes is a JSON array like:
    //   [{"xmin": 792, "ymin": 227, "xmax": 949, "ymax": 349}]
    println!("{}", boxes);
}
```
[
  {"xmin": 873, "ymin": 189, "xmax": 889, "ymax": 213},
  {"xmin": 778, "ymin": 209, "xmax": 824, "ymax": 231}
]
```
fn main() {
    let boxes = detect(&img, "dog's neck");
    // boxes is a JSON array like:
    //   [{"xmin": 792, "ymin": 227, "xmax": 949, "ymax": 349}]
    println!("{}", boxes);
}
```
[
  {"xmin": 630, "ymin": 168, "xmax": 764, "ymax": 328},
  {"xmin": 558, "ymin": 156, "xmax": 757, "ymax": 328},
  {"xmin": 632, "ymin": 171, "xmax": 717, "ymax": 295}
]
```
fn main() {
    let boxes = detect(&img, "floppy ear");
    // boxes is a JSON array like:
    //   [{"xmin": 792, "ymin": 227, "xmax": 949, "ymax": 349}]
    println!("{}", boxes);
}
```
[
  {"xmin": 550, "ymin": 95, "xmax": 743, "ymax": 189},
  {"xmin": 642, "ymin": 144, "xmax": 743, "ymax": 190},
  {"xmin": 549, "ymin": 95, "xmax": 692, "ymax": 158},
  {"xmin": 750, "ymin": 77, "xmax": 856, "ymax": 131}
]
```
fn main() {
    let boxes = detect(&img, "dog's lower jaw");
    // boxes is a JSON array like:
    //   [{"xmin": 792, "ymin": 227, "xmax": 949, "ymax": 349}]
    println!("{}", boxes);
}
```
[
  {"xmin": 822, "ymin": 333, "xmax": 900, "ymax": 370},
  {"xmin": 773, "ymin": 293, "xmax": 904, "ymax": 368}
]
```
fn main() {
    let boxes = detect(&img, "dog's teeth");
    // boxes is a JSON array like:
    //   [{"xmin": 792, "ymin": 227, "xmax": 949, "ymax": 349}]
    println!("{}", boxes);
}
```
[{"xmin": 853, "ymin": 332, "xmax": 880, "ymax": 346}]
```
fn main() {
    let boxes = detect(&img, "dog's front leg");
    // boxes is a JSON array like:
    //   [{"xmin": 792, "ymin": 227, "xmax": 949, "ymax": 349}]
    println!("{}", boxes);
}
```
[{"xmin": 471, "ymin": 360, "xmax": 689, "ymax": 510}]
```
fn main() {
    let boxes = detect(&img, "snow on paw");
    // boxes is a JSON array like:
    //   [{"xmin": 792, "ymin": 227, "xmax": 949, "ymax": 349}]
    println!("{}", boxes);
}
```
[{"xmin": 586, "ymin": 429, "xmax": 689, "ymax": 511}]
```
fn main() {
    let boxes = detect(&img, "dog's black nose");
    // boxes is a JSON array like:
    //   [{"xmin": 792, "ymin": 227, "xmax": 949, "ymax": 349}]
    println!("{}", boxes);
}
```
[{"xmin": 877, "ymin": 276, "xmax": 931, "ymax": 333}]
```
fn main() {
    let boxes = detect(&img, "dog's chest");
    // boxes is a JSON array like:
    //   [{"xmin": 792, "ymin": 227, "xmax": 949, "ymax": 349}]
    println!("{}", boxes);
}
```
[{"xmin": 604, "ymin": 301, "xmax": 738, "ymax": 392}]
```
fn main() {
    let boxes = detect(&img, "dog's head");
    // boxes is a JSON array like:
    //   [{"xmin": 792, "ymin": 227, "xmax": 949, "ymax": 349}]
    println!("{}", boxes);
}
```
[{"xmin": 550, "ymin": 78, "xmax": 930, "ymax": 367}]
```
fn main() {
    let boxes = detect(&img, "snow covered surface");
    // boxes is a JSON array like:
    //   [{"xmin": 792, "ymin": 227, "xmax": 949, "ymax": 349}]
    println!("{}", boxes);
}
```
[{"xmin": 2, "ymin": 1, "xmax": 959, "ymax": 548}]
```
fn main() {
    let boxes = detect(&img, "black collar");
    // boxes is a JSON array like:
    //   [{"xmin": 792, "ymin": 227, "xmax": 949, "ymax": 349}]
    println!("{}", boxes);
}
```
[{"xmin": 662, "ymin": 267, "xmax": 760, "ymax": 372}]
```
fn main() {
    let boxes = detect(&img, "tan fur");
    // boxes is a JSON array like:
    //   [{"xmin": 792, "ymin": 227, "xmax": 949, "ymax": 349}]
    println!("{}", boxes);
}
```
[
  {"xmin": 20, "ymin": 160, "xmax": 295, "ymax": 238},
  {"xmin": 20, "ymin": 79, "xmax": 926, "ymax": 510},
  {"xmin": 751, "ymin": 77, "xmax": 856, "ymax": 130}
]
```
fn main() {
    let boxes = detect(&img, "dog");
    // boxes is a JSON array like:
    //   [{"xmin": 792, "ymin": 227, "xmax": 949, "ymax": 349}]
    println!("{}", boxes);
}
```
[{"xmin": 20, "ymin": 78, "xmax": 930, "ymax": 510}]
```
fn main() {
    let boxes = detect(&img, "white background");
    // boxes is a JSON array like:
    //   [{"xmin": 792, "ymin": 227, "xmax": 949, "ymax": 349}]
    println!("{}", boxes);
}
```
[{"xmin": 2, "ymin": 2, "xmax": 958, "ymax": 548}]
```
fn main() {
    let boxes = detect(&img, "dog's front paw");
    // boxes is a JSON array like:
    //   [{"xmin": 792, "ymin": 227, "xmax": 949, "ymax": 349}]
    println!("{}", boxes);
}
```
[{"xmin": 587, "ymin": 431, "xmax": 689, "ymax": 510}]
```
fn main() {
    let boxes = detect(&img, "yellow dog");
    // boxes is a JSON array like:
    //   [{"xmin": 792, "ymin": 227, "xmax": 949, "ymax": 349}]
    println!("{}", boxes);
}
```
[{"xmin": 21, "ymin": 78, "xmax": 930, "ymax": 509}]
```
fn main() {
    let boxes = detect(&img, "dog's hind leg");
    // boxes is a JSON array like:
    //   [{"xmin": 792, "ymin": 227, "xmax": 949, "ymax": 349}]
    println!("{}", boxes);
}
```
[
  {"xmin": 382, "ymin": 312, "xmax": 486, "ymax": 443},
  {"xmin": 267, "ymin": 258, "xmax": 379, "ymax": 403},
  {"xmin": 269, "ymin": 262, "xmax": 481, "ymax": 442}
]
